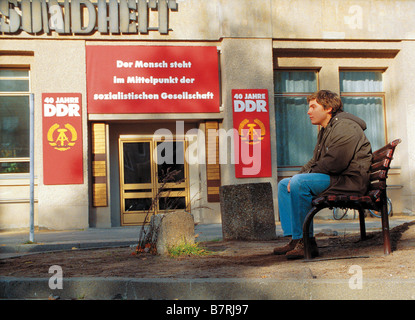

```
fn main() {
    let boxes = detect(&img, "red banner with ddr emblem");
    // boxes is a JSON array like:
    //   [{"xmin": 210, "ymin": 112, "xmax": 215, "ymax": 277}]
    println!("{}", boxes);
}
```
[
  {"xmin": 42, "ymin": 93, "xmax": 83, "ymax": 185},
  {"xmin": 232, "ymin": 89, "xmax": 272, "ymax": 178}
]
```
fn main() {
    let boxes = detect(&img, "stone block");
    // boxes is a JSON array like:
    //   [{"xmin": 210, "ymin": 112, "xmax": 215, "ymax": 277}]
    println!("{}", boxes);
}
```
[
  {"xmin": 149, "ymin": 211, "xmax": 195, "ymax": 255},
  {"xmin": 219, "ymin": 182, "xmax": 276, "ymax": 240}
]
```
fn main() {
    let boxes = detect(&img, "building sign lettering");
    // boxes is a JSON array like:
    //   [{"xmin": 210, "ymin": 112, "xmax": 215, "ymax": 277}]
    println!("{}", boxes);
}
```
[{"xmin": 0, "ymin": 0, "xmax": 178, "ymax": 35}]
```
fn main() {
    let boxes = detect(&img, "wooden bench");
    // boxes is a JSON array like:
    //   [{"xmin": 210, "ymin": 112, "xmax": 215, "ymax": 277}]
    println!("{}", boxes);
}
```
[{"xmin": 302, "ymin": 139, "xmax": 402, "ymax": 260}]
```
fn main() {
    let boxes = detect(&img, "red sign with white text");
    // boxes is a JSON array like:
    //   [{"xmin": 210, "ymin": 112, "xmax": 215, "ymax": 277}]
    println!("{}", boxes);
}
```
[
  {"xmin": 86, "ymin": 46, "xmax": 220, "ymax": 114},
  {"xmin": 232, "ymin": 89, "xmax": 272, "ymax": 178},
  {"xmin": 42, "ymin": 93, "xmax": 83, "ymax": 185}
]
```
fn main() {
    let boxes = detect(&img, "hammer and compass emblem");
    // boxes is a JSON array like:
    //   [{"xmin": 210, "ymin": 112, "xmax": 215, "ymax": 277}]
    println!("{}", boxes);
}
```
[
  {"xmin": 47, "ymin": 123, "xmax": 78, "ymax": 151},
  {"xmin": 238, "ymin": 119, "xmax": 266, "ymax": 145}
]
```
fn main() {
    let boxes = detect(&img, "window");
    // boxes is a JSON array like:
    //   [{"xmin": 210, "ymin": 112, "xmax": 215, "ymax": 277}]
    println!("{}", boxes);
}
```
[
  {"xmin": 274, "ymin": 70, "xmax": 318, "ymax": 167},
  {"xmin": 0, "ymin": 68, "xmax": 30, "ymax": 174},
  {"xmin": 340, "ymin": 71, "xmax": 386, "ymax": 151}
]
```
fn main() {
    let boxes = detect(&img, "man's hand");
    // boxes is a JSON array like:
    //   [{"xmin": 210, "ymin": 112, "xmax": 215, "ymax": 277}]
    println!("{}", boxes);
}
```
[{"xmin": 287, "ymin": 179, "xmax": 291, "ymax": 193}]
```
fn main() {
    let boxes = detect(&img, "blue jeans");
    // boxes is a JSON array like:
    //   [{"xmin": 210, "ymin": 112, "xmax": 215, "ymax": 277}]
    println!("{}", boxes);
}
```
[{"xmin": 278, "ymin": 173, "xmax": 330, "ymax": 240}]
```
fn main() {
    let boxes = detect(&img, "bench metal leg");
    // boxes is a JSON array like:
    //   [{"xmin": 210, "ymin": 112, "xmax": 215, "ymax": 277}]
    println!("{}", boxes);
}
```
[
  {"xmin": 381, "ymin": 203, "xmax": 391, "ymax": 255},
  {"xmin": 358, "ymin": 208, "xmax": 367, "ymax": 240},
  {"xmin": 303, "ymin": 206, "xmax": 321, "ymax": 260}
]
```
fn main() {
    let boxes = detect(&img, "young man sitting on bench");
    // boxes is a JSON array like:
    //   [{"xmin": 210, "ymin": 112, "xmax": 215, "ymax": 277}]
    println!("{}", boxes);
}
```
[{"xmin": 274, "ymin": 90, "xmax": 372, "ymax": 259}]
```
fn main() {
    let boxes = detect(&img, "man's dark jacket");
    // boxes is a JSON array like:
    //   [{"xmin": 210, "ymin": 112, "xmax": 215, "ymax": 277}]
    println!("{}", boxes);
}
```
[{"xmin": 299, "ymin": 111, "xmax": 373, "ymax": 196}]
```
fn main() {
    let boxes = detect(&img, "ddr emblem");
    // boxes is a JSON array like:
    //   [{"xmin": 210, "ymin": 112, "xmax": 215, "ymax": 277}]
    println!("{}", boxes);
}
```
[
  {"xmin": 238, "ymin": 119, "xmax": 266, "ymax": 145},
  {"xmin": 47, "ymin": 123, "xmax": 78, "ymax": 151}
]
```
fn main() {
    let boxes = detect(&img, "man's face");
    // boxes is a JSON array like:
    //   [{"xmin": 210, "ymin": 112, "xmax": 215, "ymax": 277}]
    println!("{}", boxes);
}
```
[{"xmin": 307, "ymin": 99, "xmax": 332, "ymax": 127}]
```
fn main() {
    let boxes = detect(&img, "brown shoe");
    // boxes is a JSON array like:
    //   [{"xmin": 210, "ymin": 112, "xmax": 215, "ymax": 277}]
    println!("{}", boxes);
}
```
[
  {"xmin": 286, "ymin": 238, "xmax": 319, "ymax": 260},
  {"xmin": 273, "ymin": 238, "xmax": 300, "ymax": 255}
]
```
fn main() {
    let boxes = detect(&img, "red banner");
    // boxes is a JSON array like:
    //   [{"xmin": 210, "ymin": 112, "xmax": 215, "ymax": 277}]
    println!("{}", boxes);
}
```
[
  {"xmin": 42, "ymin": 93, "xmax": 83, "ymax": 185},
  {"xmin": 86, "ymin": 46, "xmax": 220, "ymax": 114},
  {"xmin": 232, "ymin": 89, "xmax": 272, "ymax": 178}
]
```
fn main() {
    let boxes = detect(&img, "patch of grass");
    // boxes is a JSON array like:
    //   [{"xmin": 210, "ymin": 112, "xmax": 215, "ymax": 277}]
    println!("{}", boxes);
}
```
[{"xmin": 167, "ymin": 241, "xmax": 212, "ymax": 258}]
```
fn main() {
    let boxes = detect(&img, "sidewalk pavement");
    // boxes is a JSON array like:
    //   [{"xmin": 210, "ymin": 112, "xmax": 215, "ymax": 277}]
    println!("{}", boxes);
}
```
[
  {"xmin": 1, "ymin": 216, "xmax": 414, "ymax": 259},
  {"xmin": 2, "ymin": 216, "xmax": 415, "ymax": 300}
]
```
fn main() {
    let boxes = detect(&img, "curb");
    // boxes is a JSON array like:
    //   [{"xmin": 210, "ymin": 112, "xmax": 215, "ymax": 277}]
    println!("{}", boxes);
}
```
[
  {"xmin": 0, "ymin": 240, "xmax": 137, "ymax": 255},
  {"xmin": 2, "ymin": 277, "xmax": 415, "ymax": 300}
]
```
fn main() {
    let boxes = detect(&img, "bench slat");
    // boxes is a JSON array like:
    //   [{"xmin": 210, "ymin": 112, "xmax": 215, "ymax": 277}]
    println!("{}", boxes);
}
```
[
  {"xmin": 372, "ymin": 148, "xmax": 393, "ymax": 163},
  {"xmin": 371, "ymin": 139, "xmax": 401, "ymax": 157},
  {"xmin": 369, "ymin": 180, "xmax": 387, "ymax": 191},
  {"xmin": 369, "ymin": 169, "xmax": 387, "ymax": 182},
  {"xmin": 370, "ymin": 158, "xmax": 390, "ymax": 172}
]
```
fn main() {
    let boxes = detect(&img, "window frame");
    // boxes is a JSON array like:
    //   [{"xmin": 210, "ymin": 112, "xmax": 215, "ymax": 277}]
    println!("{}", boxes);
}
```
[
  {"xmin": 0, "ymin": 67, "xmax": 31, "ymax": 175},
  {"xmin": 274, "ymin": 68, "xmax": 320, "ymax": 169},
  {"xmin": 339, "ymin": 69, "xmax": 388, "ymax": 149}
]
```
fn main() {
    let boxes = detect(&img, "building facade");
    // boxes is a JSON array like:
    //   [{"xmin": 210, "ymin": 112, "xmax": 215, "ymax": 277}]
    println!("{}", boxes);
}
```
[{"xmin": 0, "ymin": 0, "xmax": 414, "ymax": 230}]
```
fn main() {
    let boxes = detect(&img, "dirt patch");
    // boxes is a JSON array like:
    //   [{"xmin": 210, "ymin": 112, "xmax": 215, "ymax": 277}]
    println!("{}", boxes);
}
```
[{"xmin": 1, "ymin": 221, "xmax": 415, "ymax": 280}]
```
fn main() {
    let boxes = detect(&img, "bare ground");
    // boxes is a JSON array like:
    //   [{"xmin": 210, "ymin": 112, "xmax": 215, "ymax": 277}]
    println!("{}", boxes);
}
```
[{"xmin": 1, "ymin": 221, "xmax": 415, "ymax": 280}]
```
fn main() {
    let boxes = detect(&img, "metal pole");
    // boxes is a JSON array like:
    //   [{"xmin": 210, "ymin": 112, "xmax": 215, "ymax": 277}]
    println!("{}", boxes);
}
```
[{"xmin": 29, "ymin": 93, "xmax": 35, "ymax": 243}]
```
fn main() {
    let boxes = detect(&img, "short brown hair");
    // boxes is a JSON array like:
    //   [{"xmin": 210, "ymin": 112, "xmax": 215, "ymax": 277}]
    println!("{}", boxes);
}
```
[{"xmin": 307, "ymin": 90, "xmax": 343, "ymax": 115}]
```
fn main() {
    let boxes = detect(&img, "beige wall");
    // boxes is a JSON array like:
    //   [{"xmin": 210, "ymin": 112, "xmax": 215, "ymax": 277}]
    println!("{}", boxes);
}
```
[
  {"xmin": 1, "ymin": 0, "xmax": 415, "ymax": 229},
  {"xmin": 0, "ymin": 40, "xmax": 89, "ymax": 230},
  {"xmin": 0, "ymin": 179, "xmax": 38, "ymax": 229},
  {"xmin": 2, "ymin": 0, "xmax": 415, "ymax": 41},
  {"xmin": 388, "ymin": 41, "xmax": 415, "ymax": 215},
  {"xmin": 273, "ymin": 0, "xmax": 415, "ymax": 40},
  {"xmin": 220, "ymin": 38, "xmax": 278, "ymax": 218},
  {"xmin": 34, "ymin": 40, "xmax": 89, "ymax": 230}
]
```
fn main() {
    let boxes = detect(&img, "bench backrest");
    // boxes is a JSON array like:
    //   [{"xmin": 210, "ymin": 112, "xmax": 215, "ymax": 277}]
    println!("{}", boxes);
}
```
[{"xmin": 368, "ymin": 139, "xmax": 401, "ymax": 201}]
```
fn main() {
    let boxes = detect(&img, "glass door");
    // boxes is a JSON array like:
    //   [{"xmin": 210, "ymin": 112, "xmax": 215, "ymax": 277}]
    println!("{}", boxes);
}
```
[
  {"xmin": 156, "ymin": 140, "xmax": 187, "ymax": 213},
  {"xmin": 119, "ymin": 137, "xmax": 189, "ymax": 226},
  {"xmin": 119, "ymin": 139, "xmax": 154, "ymax": 225}
]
